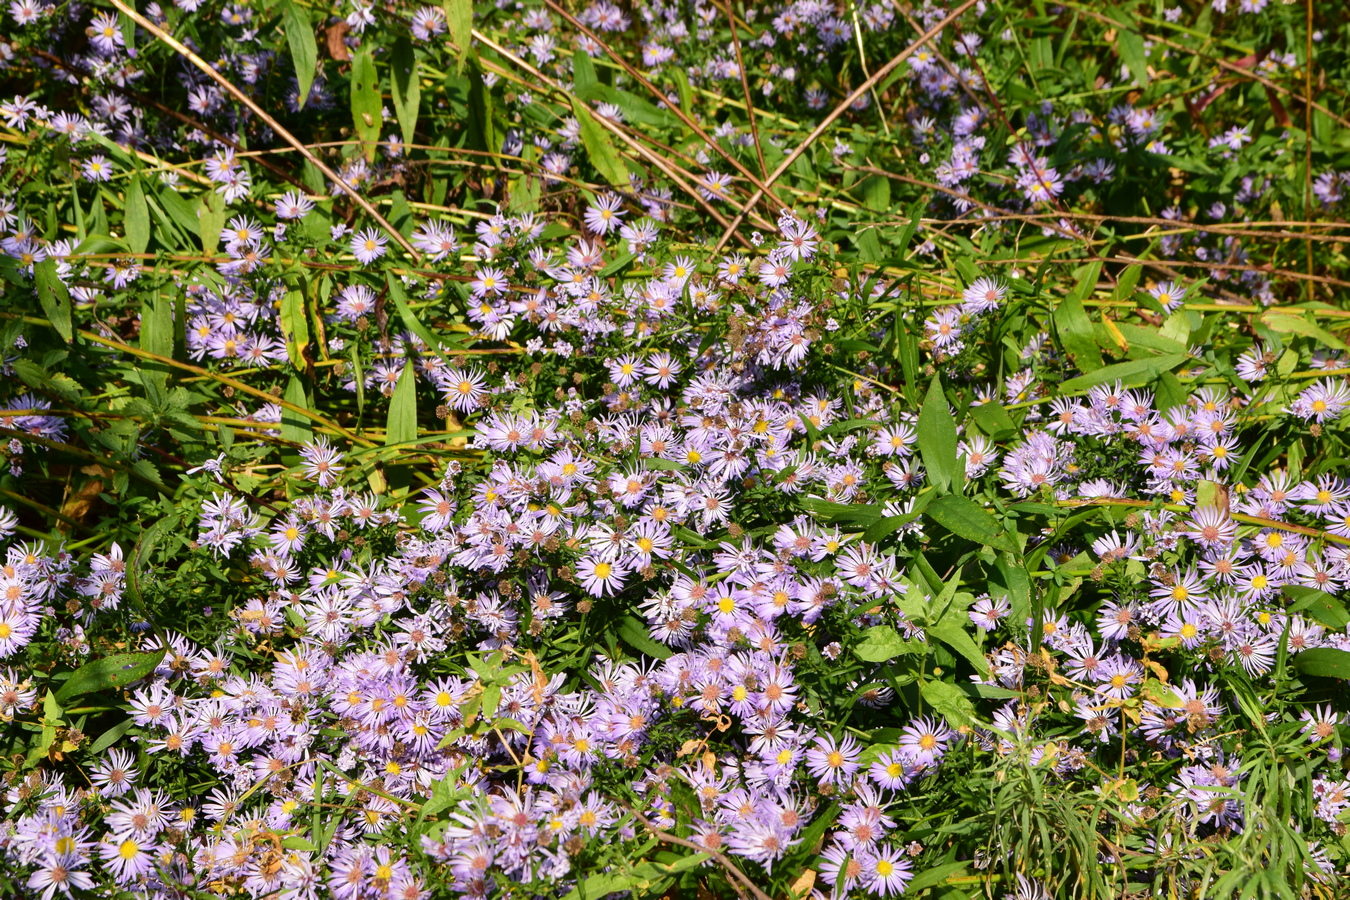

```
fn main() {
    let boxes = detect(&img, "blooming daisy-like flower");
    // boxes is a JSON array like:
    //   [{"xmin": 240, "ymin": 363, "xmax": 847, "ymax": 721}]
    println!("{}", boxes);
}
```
[
  {"xmin": 82, "ymin": 155, "xmax": 113, "ymax": 182},
  {"xmin": 470, "ymin": 266, "xmax": 508, "ymax": 298},
  {"xmin": 274, "ymin": 190, "xmax": 315, "ymax": 219},
  {"xmin": 898, "ymin": 715, "xmax": 950, "ymax": 767},
  {"xmin": 1149, "ymin": 279, "xmax": 1186, "ymax": 312},
  {"xmin": 298, "ymin": 437, "xmax": 344, "ymax": 488},
  {"xmin": 805, "ymin": 733, "xmax": 862, "ymax": 787},
  {"xmin": 576, "ymin": 556, "xmax": 626, "ymax": 597},
  {"xmin": 858, "ymin": 845, "xmax": 914, "ymax": 897},
  {"xmin": 1300, "ymin": 704, "xmax": 1343, "ymax": 743},
  {"xmin": 962, "ymin": 276, "xmax": 1006, "ymax": 313},
  {"xmin": 441, "ymin": 367, "xmax": 488, "ymax": 413},
  {"xmin": 350, "ymin": 228, "xmax": 388, "ymax": 264},
  {"xmin": 582, "ymin": 192, "xmax": 625, "ymax": 234}
]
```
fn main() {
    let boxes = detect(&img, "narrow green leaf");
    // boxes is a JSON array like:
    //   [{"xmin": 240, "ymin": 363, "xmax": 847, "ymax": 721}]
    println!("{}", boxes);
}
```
[
  {"xmin": 617, "ymin": 616, "xmax": 672, "ymax": 660},
  {"xmin": 34, "ymin": 258, "xmax": 73, "ymax": 342},
  {"xmin": 54, "ymin": 649, "xmax": 167, "ymax": 704},
  {"xmin": 281, "ymin": 0, "xmax": 318, "ymax": 108},
  {"xmin": 917, "ymin": 377, "xmax": 958, "ymax": 490},
  {"xmin": 386, "ymin": 362, "xmax": 418, "ymax": 446},
  {"xmin": 572, "ymin": 99, "xmax": 629, "ymax": 188},
  {"xmin": 350, "ymin": 46, "xmax": 382, "ymax": 161},
  {"xmin": 87, "ymin": 718, "xmax": 136, "ymax": 756},
  {"xmin": 389, "ymin": 37, "xmax": 421, "ymax": 147},
  {"xmin": 386, "ymin": 272, "xmax": 459, "ymax": 360},
  {"xmin": 1056, "ymin": 352, "xmax": 1189, "ymax": 393},
  {"xmin": 124, "ymin": 177, "xmax": 150, "ymax": 254}
]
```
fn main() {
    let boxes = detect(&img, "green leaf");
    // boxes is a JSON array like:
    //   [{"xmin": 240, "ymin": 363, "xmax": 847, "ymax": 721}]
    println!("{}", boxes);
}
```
[
  {"xmin": 279, "ymin": 288, "xmax": 310, "ymax": 370},
  {"xmin": 573, "ymin": 47, "xmax": 597, "ymax": 92},
  {"xmin": 25, "ymin": 691, "xmax": 64, "ymax": 768},
  {"xmin": 35, "ymin": 258, "xmax": 73, "ymax": 342},
  {"xmin": 920, "ymin": 679, "xmax": 980, "ymax": 729},
  {"xmin": 925, "ymin": 494, "xmax": 1017, "ymax": 553},
  {"xmin": 386, "ymin": 362, "xmax": 418, "ymax": 446},
  {"xmin": 927, "ymin": 617, "xmax": 988, "ymax": 675},
  {"xmin": 281, "ymin": 0, "xmax": 318, "ymax": 108},
  {"xmin": 444, "ymin": 0, "xmax": 473, "ymax": 72},
  {"xmin": 905, "ymin": 862, "xmax": 969, "ymax": 894},
  {"xmin": 799, "ymin": 497, "xmax": 883, "ymax": 527},
  {"xmin": 855, "ymin": 625, "xmax": 924, "ymax": 662},
  {"xmin": 54, "ymin": 649, "xmax": 167, "ymax": 704},
  {"xmin": 617, "ymin": 616, "xmax": 671, "ymax": 660},
  {"xmin": 1055, "ymin": 261, "xmax": 1103, "ymax": 371},
  {"xmin": 280, "ymin": 375, "xmax": 313, "ymax": 445},
  {"xmin": 124, "ymin": 177, "xmax": 150, "ymax": 254},
  {"xmin": 386, "ymin": 272, "xmax": 460, "ymax": 361},
  {"xmin": 917, "ymin": 377, "xmax": 958, "ymax": 489},
  {"xmin": 350, "ymin": 45, "xmax": 382, "ymax": 161},
  {"xmin": 1285, "ymin": 586, "xmax": 1350, "ymax": 630},
  {"xmin": 1057, "ymin": 352, "xmax": 1190, "ymax": 393},
  {"xmin": 389, "ymin": 37, "xmax": 421, "ymax": 148},
  {"xmin": 572, "ymin": 99, "xmax": 629, "ymax": 188},
  {"xmin": 1115, "ymin": 23, "xmax": 1149, "ymax": 86},
  {"xmin": 966, "ymin": 400, "xmax": 1016, "ymax": 440},
  {"xmin": 87, "ymin": 718, "xmax": 136, "ymax": 756},
  {"xmin": 1293, "ymin": 648, "xmax": 1350, "ymax": 680},
  {"xmin": 1261, "ymin": 311, "xmax": 1347, "ymax": 351}
]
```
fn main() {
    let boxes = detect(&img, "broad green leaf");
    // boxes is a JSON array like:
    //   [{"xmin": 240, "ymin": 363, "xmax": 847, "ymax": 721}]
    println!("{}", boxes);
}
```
[
  {"xmin": 1285, "ymin": 587, "xmax": 1350, "ymax": 631},
  {"xmin": 124, "ymin": 177, "xmax": 150, "ymax": 254},
  {"xmin": 1261, "ymin": 311, "xmax": 1347, "ymax": 351},
  {"xmin": 967, "ymin": 401, "xmax": 1017, "ymax": 440},
  {"xmin": 1055, "ymin": 261, "xmax": 1103, "ymax": 371},
  {"xmin": 196, "ymin": 192, "xmax": 227, "ymax": 254},
  {"xmin": 572, "ymin": 99, "xmax": 629, "ymax": 188},
  {"xmin": 925, "ymin": 494, "xmax": 1017, "ymax": 553},
  {"xmin": 350, "ymin": 46, "xmax": 382, "ymax": 161},
  {"xmin": 35, "ymin": 258, "xmax": 73, "ymax": 342},
  {"xmin": 920, "ymin": 679, "xmax": 979, "ymax": 729},
  {"xmin": 54, "ymin": 649, "xmax": 167, "ymax": 703},
  {"xmin": 386, "ymin": 362, "xmax": 418, "ymax": 446},
  {"xmin": 855, "ymin": 625, "xmax": 923, "ymax": 662},
  {"xmin": 1057, "ymin": 352, "xmax": 1189, "ymax": 393},
  {"xmin": 927, "ymin": 617, "xmax": 989, "ymax": 675},
  {"xmin": 917, "ymin": 377, "xmax": 958, "ymax": 490},
  {"xmin": 389, "ymin": 37, "xmax": 421, "ymax": 147},
  {"xmin": 444, "ymin": 0, "xmax": 473, "ymax": 72},
  {"xmin": 1116, "ymin": 24, "xmax": 1149, "ymax": 86},
  {"xmin": 799, "ymin": 497, "xmax": 883, "ymax": 527},
  {"xmin": 572, "ymin": 47, "xmax": 597, "ymax": 92},
  {"xmin": 280, "ymin": 375, "xmax": 313, "ymax": 445},
  {"xmin": 1293, "ymin": 648, "xmax": 1350, "ymax": 680},
  {"xmin": 279, "ymin": 288, "xmax": 310, "ymax": 369},
  {"xmin": 25, "ymin": 691, "xmax": 63, "ymax": 768},
  {"xmin": 281, "ymin": 0, "xmax": 318, "ymax": 108}
]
